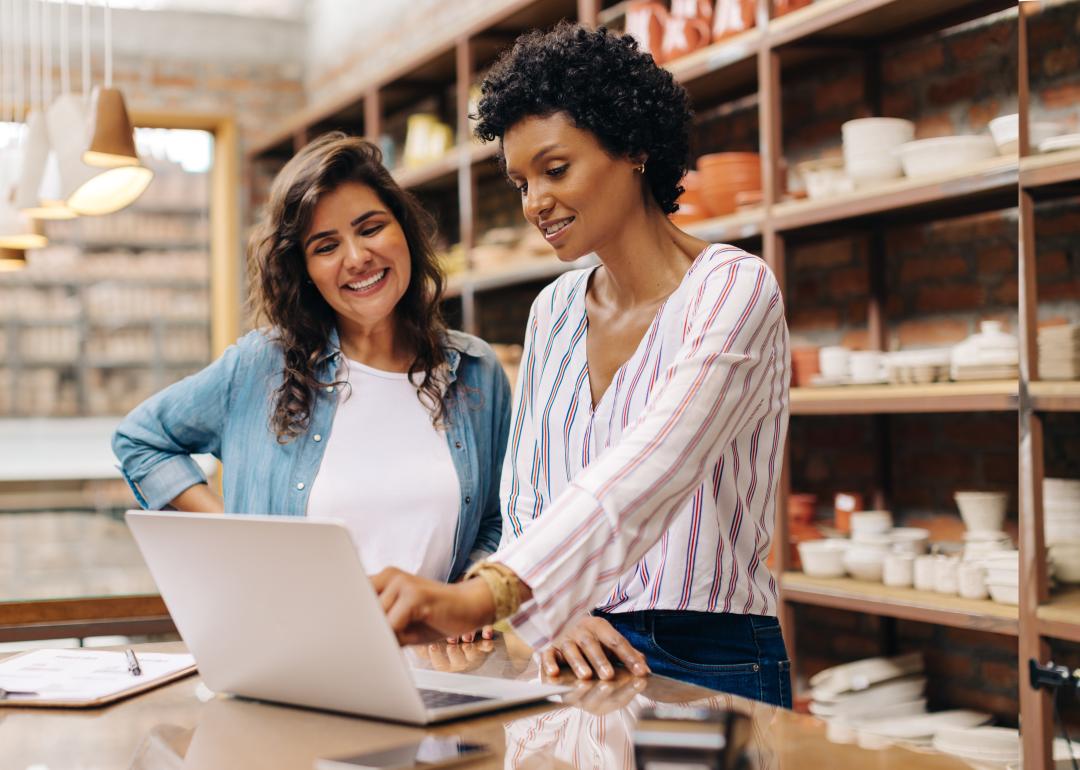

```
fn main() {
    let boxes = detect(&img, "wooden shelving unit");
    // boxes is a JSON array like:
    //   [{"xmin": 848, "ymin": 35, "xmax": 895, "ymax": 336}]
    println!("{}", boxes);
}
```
[
  {"xmin": 239, "ymin": 1, "xmax": 1077, "ymax": 766},
  {"xmin": 782, "ymin": 573, "xmax": 1019, "ymax": 636}
]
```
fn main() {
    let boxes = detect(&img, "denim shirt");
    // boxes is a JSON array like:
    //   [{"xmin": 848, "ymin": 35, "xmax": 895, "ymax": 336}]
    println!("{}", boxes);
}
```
[{"xmin": 112, "ymin": 327, "xmax": 510, "ymax": 580}]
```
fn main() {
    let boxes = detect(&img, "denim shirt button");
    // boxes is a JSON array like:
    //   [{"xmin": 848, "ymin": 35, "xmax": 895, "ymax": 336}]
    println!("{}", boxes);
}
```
[
  {"xmin": 296, "ymin": 482, "xmax": 305, "ymax": 491},
  {"xmin": 313, "ymin": 434, "xmax": 322, "ymax": 442},
  {"xmin": 455, "ymin": 441, "xmax": 462, "ymax": 449},
  {"xmin": 325, "ymin": 386, "xmax": 335, "ymax": 394},
  {"xmin": 465, "ymin": 496, "xmax": 471, "ymax": 504}
]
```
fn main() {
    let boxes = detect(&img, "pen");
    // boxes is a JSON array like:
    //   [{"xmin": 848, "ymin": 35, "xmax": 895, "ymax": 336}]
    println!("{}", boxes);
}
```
[{"xmin": 125, "ymin": 648, "xmax": 141, "ymax": 677}]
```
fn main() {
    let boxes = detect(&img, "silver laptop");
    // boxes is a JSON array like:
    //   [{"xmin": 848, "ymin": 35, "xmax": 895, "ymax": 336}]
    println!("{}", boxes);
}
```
[{"xmin": 125, "ymin": 510, "xmax": 567, "ymax": 724}]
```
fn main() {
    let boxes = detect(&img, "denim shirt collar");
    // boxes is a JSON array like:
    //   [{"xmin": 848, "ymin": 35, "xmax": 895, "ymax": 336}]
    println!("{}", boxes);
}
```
[{"xmin": 317, "ymin": 326, "xmax": 485, "ymax": 386}]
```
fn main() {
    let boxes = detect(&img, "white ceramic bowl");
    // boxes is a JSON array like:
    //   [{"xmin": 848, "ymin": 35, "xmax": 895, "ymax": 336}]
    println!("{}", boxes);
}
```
[
  {"xmin": 850, "ymin": 510, "xmax": 893, "ymax": 535},
  {"xmin": 798, "ymin": 539, "xmax": 849, "ymax": 578},
  {"xmin": 845, "ymin": 152, "xmax": 904, "ymax": 187},
  {"xmin": 988, "ymin": 114, "xmax": 1064, "ymax": 155},
  {"xmin": 890, "ymin": 527, "xmax": 930, "ymax": 555},
  {"xmin": 819, "ymin": 345, "xmax": 851, "ymax": 378},
  {"xmin": 896, "ymin": 136, "xmax": 998, "ymax": 178},
  {"xmin": 955, "ymin": 491, "xmax": 1008, "ymax": 532},
  {"xmin": 1048, "ymin": 541, "xmax": 1080, "ymax": 583},
  {"xmin": 883, "ymin": 552, "xmax": 915, "ymax": 587},
  {"xmin": 987, "ymin": 582, "xmax": 1019, "ymax": 605},
  {"xmin": 844, "ymin": 546, "xmax": 886, "ymax": 582},
  {"xmin": 797, "ymin": 158, "xmax": 855, "ymax": 200},
  {"xmin": 842, "ymin": 117, "xmax": 916, "ymax": 150}
]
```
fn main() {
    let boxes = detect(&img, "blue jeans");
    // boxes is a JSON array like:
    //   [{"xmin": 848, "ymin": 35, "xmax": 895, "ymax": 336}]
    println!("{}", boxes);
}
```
[{"xmin": 595, "ymin": 610, "xmax": 792, "ymax": 708}]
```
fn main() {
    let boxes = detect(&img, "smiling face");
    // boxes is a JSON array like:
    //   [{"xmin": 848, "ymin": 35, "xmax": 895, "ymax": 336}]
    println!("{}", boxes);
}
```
[
  {"xmin": 302, "ymin": 181, "xmax": 413, "ymax": 340},
  {"xmin": 503, "ymin": 112, "xmax": 647, "ymax": 261}
]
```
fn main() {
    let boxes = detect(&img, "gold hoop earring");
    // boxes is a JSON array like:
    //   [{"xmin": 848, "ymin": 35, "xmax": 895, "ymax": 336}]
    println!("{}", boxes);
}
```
[{"xmin": 637, "ymin": 163, "xmax": 646, "ymax": 174}]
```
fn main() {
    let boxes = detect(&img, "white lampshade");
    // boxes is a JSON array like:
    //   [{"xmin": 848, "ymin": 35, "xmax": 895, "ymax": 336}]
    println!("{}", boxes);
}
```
[
  {"xmin": 67, "ymin": 163, "xmax": 153, "ymax": 216},
  {"xmin": 47, "ymin": 93, "xmax": 107, "ymax": 212},
  {"xmin": 0, "ymin": 202, "xmax": 48, "ymax": 250},
  {"xmin": 14, "ymin": 110, "xmax": 53, "ymax": 215},
  {"xmin": 36, "ymin": 150, "xmax": 78, "ymax": 220}
]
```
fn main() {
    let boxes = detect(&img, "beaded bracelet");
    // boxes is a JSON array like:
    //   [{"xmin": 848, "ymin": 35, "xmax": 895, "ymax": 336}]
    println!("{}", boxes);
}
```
[{"xmin": 463, "ymin": 561, "xmax": 523, "ymax": 623}]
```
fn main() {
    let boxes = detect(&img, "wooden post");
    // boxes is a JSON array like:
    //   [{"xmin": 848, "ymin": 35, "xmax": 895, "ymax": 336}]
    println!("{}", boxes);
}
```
[{"xmin": 364, "ymin": 87, "xmax": 382, "ymax": 144}]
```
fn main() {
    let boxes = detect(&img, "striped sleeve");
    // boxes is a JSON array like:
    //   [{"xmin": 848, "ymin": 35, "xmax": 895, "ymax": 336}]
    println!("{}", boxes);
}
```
[
  {"xmin": 494, "ymin": 256, "xmax": 786, "ymax": 648},
  {"xmin": 499, "ymin": 294, "xmax": 547, "ymax": 547}
]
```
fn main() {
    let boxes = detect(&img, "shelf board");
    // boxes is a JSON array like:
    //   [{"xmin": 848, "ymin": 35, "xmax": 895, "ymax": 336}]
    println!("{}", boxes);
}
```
[
  {"xmin": 445, "ymin": 255, "xmax": 597, "ymax": 299},
  {"xmin": 766, "ymin": 0, "xmax": 1016, "ymax": 49},
  {"xmin": 1019, "ymin": 147, "xmax": 1080, "ymax": 195},
  {"xmin": 770, "ymin": 155, "xmax": 1018, "ymax": 234},
  {"xmin": 0, "ymin": 276, "xmax": 208, "ymax": 289},
  {"xmin": 392, "ymin": 150, "xmax": 462, "ymax": 191},
  {"xmin": 1037, "ymin": 588, "xmax": 1080, "ymax": 643},
  {"xmin": 781, "ymin": 572, "xmax": 1019, "ymax": 635},
  {"xmin": 683, "ymin": 209, "xmax": 765, "ymax": 243},
  {"xmin": 665, "ymin": 30, "xmax": 762, "ymax": 104},
  {"xmin": 790, "ymin": 380, "xmax": 1018, "ymax": 415},
  {"xmin": 1029, "ymin": 381, "xmax": 1080, "ymax": 412}
]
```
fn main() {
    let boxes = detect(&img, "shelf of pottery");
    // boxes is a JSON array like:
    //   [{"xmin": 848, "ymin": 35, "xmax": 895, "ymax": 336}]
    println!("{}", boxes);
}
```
[{"xmin": 0, "ymin": 161, "xmax": 211, "ymax": 418}]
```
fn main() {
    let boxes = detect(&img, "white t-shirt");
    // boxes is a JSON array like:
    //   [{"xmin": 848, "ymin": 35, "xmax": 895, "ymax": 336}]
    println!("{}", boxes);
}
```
[{"xmin": 306, "ymin": 357, "xmax": 460, "ymax": 581}]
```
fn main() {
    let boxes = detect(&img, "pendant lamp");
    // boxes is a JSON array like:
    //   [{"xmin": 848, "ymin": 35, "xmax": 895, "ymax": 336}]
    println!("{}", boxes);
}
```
[
  {"xmin": 48, "ymin": 1, "xmax": 111, "ymax": 210},
  {"xmin": 15, "ymin": 0, "xmax": 69, "ymax": 219},
  {"xmin": 0, "ymin": 0, "xmax": 47, "ymax": 250},
  {"xmin": 70, "ymin": 0, "xmax": 152, "ymax": 214},
  {"xmin": 0, "ymin": 246, "xmax": 29, "ymax": 269}
]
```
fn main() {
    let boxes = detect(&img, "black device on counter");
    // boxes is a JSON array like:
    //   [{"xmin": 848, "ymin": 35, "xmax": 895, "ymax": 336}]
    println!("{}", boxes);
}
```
[
  {"xmin": 633, "ymin": 704, "xmax": 754, "ymax": 770},
  {"xmin": 315, "ymin": 736, "xmax": 492, "ymax": 770}
]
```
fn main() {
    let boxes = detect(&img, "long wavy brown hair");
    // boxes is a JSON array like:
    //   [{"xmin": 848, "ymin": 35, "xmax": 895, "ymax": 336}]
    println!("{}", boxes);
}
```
[{"xmin": 248, "ymin": 133, "xmax": 449, "ymax": 442}]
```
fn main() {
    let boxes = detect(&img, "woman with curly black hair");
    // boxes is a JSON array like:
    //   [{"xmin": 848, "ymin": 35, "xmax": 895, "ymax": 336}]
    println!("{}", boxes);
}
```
[
  {"xmin": 113, "ymin": 134, "xmax": 510, "ymax": 633},
  {"xmin": 374, "ymin": 23, "xmax": 792, "ymax": 705}
]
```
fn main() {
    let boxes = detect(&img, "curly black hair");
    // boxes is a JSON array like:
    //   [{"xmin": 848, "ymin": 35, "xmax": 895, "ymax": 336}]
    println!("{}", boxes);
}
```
[{"xmin": 475, "ymin": 21, "xmax": 693, "ymax": 215}]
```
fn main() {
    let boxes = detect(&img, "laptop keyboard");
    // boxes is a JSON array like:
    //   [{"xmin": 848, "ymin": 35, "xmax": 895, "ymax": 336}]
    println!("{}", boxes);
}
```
[{"xmin": 418, "ymin": 688, "xmax": 494, "ymax": 710}]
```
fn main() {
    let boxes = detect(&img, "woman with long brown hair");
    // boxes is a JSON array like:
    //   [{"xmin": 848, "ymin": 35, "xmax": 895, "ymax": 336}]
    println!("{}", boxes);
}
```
[{"xmin": 114, "ymin": 133, "xmax": 510, "ymax": 605}]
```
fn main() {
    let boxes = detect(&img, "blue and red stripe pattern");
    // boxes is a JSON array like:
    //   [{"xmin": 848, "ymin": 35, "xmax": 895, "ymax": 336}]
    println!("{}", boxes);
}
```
[{"xmin": 495, "ymin": 245, "xmax": 790, "ymax": 649}]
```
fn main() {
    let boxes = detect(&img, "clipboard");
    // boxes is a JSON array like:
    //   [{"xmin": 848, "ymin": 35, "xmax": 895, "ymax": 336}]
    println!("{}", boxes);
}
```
[{"xmin": 0, "ymin": 648, "xmax": 198, "ymax": 708}]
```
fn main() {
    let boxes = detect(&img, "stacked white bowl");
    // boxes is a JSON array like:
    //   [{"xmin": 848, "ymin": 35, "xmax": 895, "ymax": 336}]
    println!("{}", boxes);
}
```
[
  {"xmin": 1045, "ymin": 478, "xmax": 1080, "ymax": 584},
  {"xmin": 953, "ymin": 491, "xmax": 1016, "ymax": 603},
  {"xmin": 951, "ymin": 321, "xmax": 1019, "ymax": 381},
  {"xmin": 842, "ymin": 118, "xmax": 914, "ymax": 188},
  {"xmin": 896, "ymin": 135, "xmax": 997, "ymax": 178},
  {"xmin": 1038, "ymin": 323, "xmax": 1080, "ymax": 380}
]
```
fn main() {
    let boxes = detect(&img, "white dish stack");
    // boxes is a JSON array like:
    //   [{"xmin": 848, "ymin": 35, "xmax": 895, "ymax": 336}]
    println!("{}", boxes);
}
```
[
  {"xmin": 1045, "ymin": 478, "xmax": 1080, "ymax": 585},
  {"xmin": 951, "ymin": 321, "xmax": 1019, "ymax": 381},
  {"xmin": 842, "ymin": 118, "xmax": 914, "ymax": 188},
  {"xmin": 1038, "ymin": 324, "xmax": 1080, "ymax": 381},
  {"xmin": 933, "ymin": 725, "xmax": 1080, "ymax": 769},
  {"xmin": 954, "ymin": 491, "xmax": 1021, "ymax": 603},
  {"xmin": 810, "ymin": 653, "xmax": 927, "ymax": 728}
]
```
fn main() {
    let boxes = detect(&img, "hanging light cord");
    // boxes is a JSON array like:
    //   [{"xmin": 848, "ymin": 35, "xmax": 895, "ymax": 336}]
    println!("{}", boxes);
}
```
[
  {"xmin": 42, "ymin": 0, "xmax": 53, "ymax": 106},
  {"xmin": 81, "ymin": 0, "xmax": 89, "ymax": 98},
  {"xmin": 103, "ymin": 0, "xmax": 112, "ymax": 89},
  {"xmin": 28, "ymin": 0, "xmax": 38, "ymax": 112},
  {"xmin": 59, "ymin": 0, "xmax": 70, "ymax": 96}
]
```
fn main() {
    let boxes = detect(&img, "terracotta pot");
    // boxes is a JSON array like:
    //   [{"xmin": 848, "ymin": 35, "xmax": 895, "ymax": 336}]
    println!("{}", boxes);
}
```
[
  {"xmin": 661, "ymin": 15, "xmax": 712, "ymax": 62},
  {"xmin": 670, "ymin": 171, "xmax": 708, "ymax": 226},
  {"xmin": 697, "ymin": 152, "xmax": 761, "ymax": 216},
  {"xmin": 773, "ymin": 0, "xmax": 812, "ymax": 17},
  {"xmin": 625, "ymin": 1, "xmax": 668, "ymax": 63},
  {"xmin": 788, "ymin": 492, "xmax": 817, "ymax": 525},
  {"xmin": 671, "ymin": 0, "xmax": 714, "ymax": 23},
  {"xmin": 713, "ymin": 0, "xmax": 756, "ymax": 42},
  {"xmin": 791, "ymin": 346, "xmax": 820, "ymax": 387}
]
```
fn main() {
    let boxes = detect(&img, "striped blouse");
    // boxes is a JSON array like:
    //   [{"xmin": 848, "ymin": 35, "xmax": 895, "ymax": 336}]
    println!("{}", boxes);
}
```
[{"xmin": 494, "ymin": 244, "xmax": 790, "ymax": 649}]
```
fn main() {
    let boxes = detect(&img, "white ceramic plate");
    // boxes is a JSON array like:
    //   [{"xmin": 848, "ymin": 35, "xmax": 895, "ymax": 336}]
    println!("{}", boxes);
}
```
[
  {"xmin": 855, "ymin": 709, "xmax": 992, "ymax": 742},
  {"xmin": 813, "ymin": 675, "xmax": 927, "ymax": 710},
  {"xmin": 808, "ymin": 652, "xmax": 924, "ymax": 698},
  {"xmin": 1040, "ymin": 132, "xmax": 1080, "ymax": 153}
]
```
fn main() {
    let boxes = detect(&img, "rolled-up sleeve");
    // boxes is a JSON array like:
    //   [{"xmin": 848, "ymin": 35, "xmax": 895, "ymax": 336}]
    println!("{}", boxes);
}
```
[
  {"xmin": 494, "ymin": 258, "xmax": 787, "ymax": 648},
  {"xmin": 112, "ymin": 335, "xmax": 252, "ymax": 510}
]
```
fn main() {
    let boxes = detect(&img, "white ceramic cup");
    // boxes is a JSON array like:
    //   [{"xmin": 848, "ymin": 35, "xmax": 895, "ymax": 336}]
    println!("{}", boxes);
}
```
[
  {"xmin": 958, "ymin": 562, "xmax": 989, "ymax": 600},
  {"xmin": 849, "ymin": 351, "xmax": 883, "ymax": 383},
  {"xmin": 883, "ymin": 552, "xmax": 915, "ymax": 588},
  {"xmin": 934, "ymin": 555, "xmax": 960, "ymax": 595},
  {"xmin": 819, "ymin": 346, "xmax": 850, "ymax": 378},
  {"xmin": 914, "ymin": 554, "xmax": 937, "ymax": 591}
]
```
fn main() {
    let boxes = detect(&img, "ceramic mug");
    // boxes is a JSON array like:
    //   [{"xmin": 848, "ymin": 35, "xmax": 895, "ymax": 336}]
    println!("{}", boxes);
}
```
[
  {"xmin": 883, "ymin": 552, "xmax": 915, "ymax": 588},
  {"xmin": 625, "ymin": 1, "xmax": 668, "ymax": 62},
  {"xmin": 958, "ymin": 562, "xmax": 989, "ymax": 600},
  {"xmin": 934, "ymin": 555, "xmax": 960, "ymax": 595},
  {"xmin": 849, "ymin": 351, "xmax": 883, "ymax": 383},
  {"xmin": 913, "ymin": 554, "xmax": 936, "ymax": 591}
]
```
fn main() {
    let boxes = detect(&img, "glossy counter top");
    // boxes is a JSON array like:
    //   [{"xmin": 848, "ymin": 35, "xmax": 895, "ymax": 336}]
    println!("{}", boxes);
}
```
[{"xmin": 0, "ymin": 638, "xmax": 971, "ymax": 769}]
